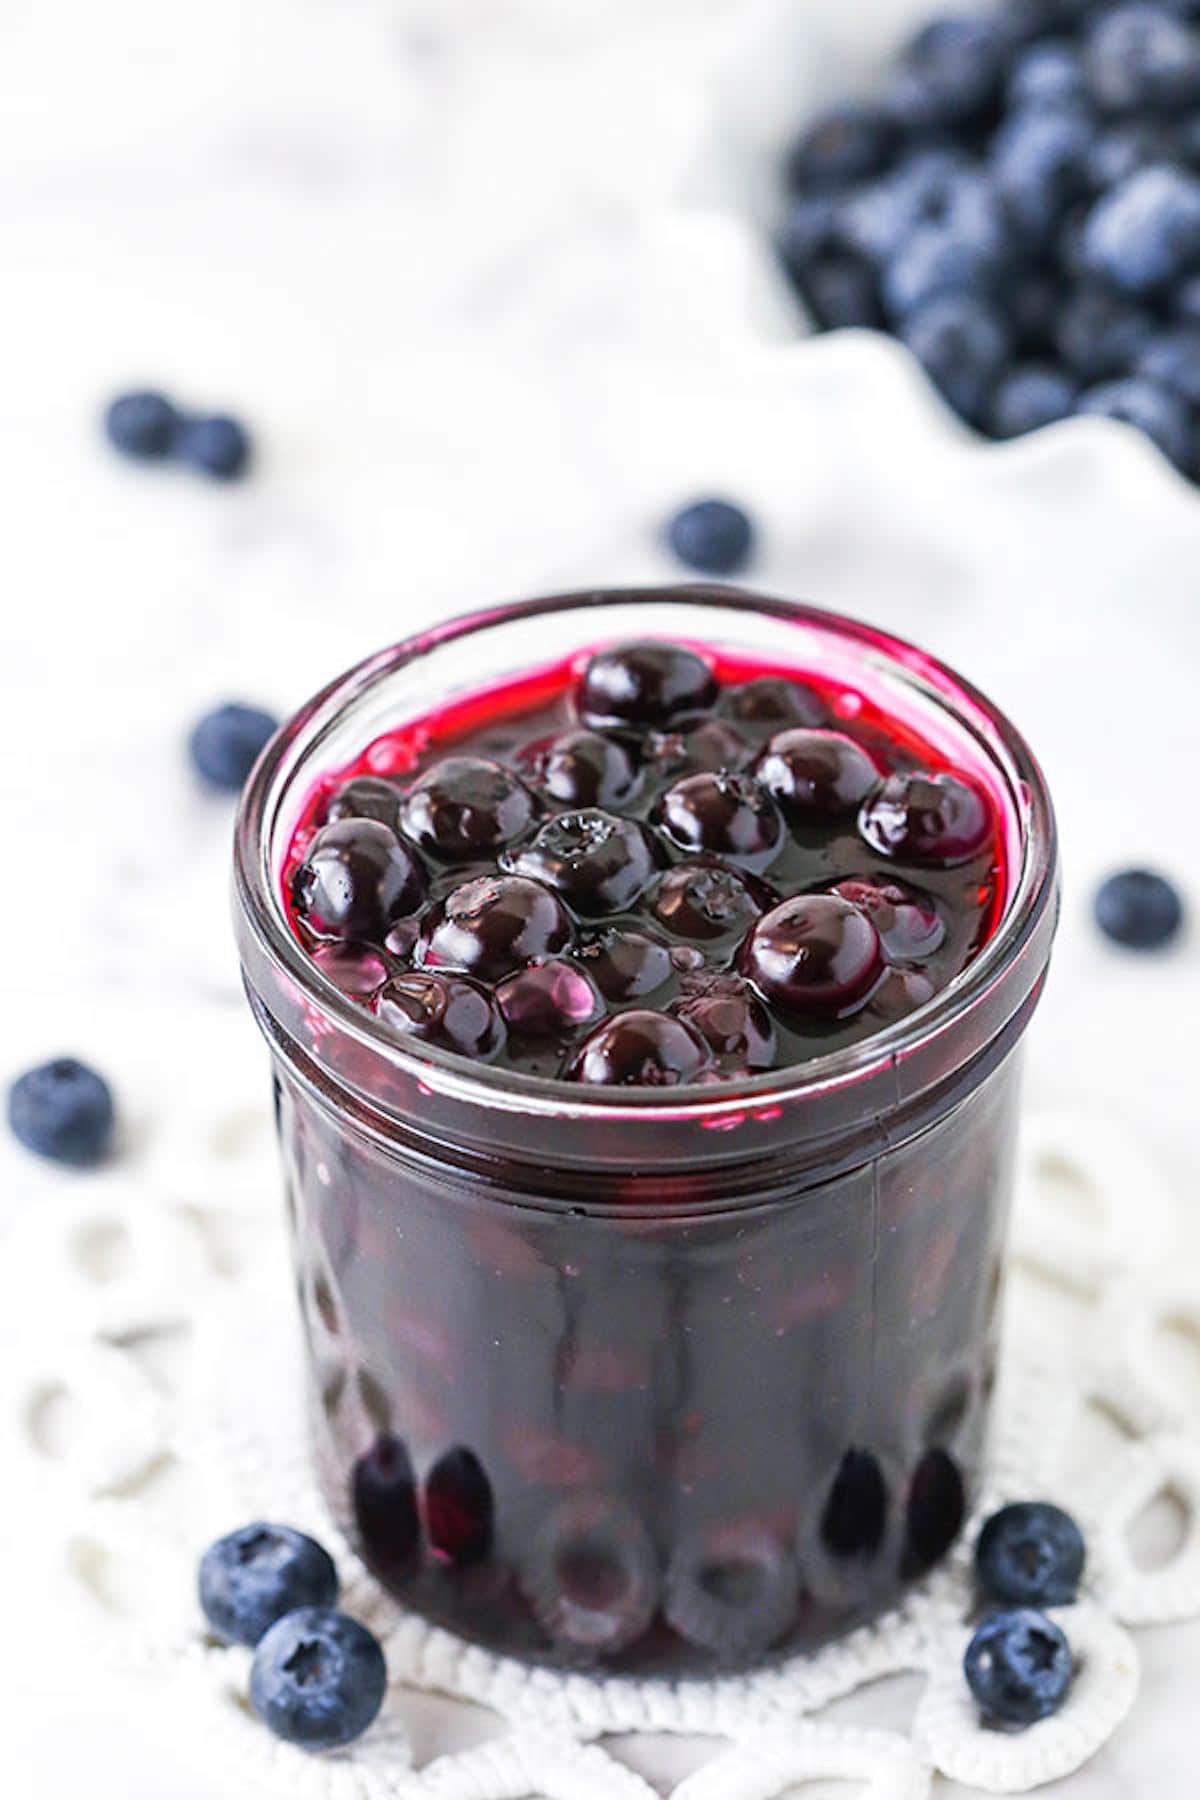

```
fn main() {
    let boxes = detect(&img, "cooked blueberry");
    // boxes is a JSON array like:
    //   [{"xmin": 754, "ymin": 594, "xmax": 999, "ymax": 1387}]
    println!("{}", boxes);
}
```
[
  {"xmin": 1094, "ymin": 867, "xmax": 1184, "ymax": 948},
  {"xmin": 1083, "ymin": 166, "xmax": 1200, "ymax": 295},
  {"xmin": 310, "ymin": 943, "xmax": 391, "ymax": 1001},
  {"xmin": 1084, "ymin": 4, "xmax": 1200, "ymax": 112},
  {"xmin": 741, "ymin": 894, "xmax": 883, "ymax": 1018},
  {"xmin": 645, "ymin": 719, "xmax": 752, "ymax": 781},
  {"xmin": 794, "ymin": 252, "xmax": 885, "ymax": 330},
  {"xmin": 325, "ymin": 775, "xmax": 403, "ymax": 829},
  {"xmin": 521, "ymin": 1495, "xmax": 659, "ymax": 1657},
  {"xmin": 175, "ymin": 413, "xmax": 252, "ymax": 479},
  {"xmin": 249, "ymin": 1606, "xmax": 386, "ymax": 1750},
  {"xmin": 655, "ymin": 771, "xmax": 784, "ymax": 873},
  {"xmin": 901, "ymin": 294, "xmax": 1014, "ymax": 422},
  {"xmin": 821, "ymin": 1449, "xmax": 890, "ymax": 1558},
  {"xmin": 1075, "ymin": 376, "xmax": 1192, "ymax": 469},
  {"xmin": 189, "ymin": 701, "xmax": 278, "ymax": 791},
  {"xmin": 964, "ymin": 1608, "xmax": 1073, "ymax": 1726},
  {"xmin": 576, "ymin": 928, "xmax": 673, "ymax": 1000},
  {"xmin": 905, "ymin": 1448, "xmax": 967, "ymax": 1570},
  {"xmin": 566, "ymin": 1009, "xmax": 714, "ymax": 1087},
  {"xmin": 496, "ymin": 958, "xmax": 604, "ymax": 1038},
  {"xmin": 652, "ymin": 861, "xmax": 765, "ymax": 942},
  {"xmin": 508, "ymin": 810, "xmax": 656, "ymax": 917},
  {"xmin": 755, "ymin": 728, "xmax": 881, "ymax": 819},
  {"xmin": 987, "ymin": 363, "xmax": 1077, "ymax": 436},
  {"xmin": 976, "ymin": 1502, "xmax": 1086, "ymax": 1607},
  {"xmin": 1135, "ymin": 329, "xmax": 1200, "ymax": 404},
  {"xmin": 722, "ymin": 675, "xmax": 826, "ymax": 732},
  {"xmin": 580, "ymin": 641, "xmax": 718, "ymax": 733},
  {"xmin": 871, "ymin": 967, "xmax": 938, "ymax": 1021},
  {"xmin": 672, "ymin": 972, "xmax": 777, "ymax": 1072},
  {"xmin": 882, "ymin": 173, "xmax": 1010, "ymax": 319},
  {"xmin": 784, "ymin": 102, "xmax": 899, "ymax": 192},
  {"xmin": 831, "ymin": 874, "xmax": 946, "ymax": 961},
  {"xmin": 1054, "ymin": 285, "xmax": 1156, "ymax": 380},
  {"xmin": 519, "ymin": 728, "xmax": 640, "ymax": 809},
  {"xmin": 664, "ymin": 501, "xmax": 755, "ymax": 577},
  {"xmin": 292, "ymin": 819, "xmax": 425, "ymax": 942},
  {"xmin": 103, "ymin": 389, "xmax": 179, "ymax": 460},
  {"xmin": 198, "ymin": 1522, "xmax": 338, "ymax": 1647},
  {"xmin": 424, "ymin": 1446, "xmax": 493, "ymax": 1564},
  {"xmin": 7, "ymin": 1058, "xmax": 115, "ymax": 1167},
  {"xmin": 373, "ymin": 971, "xmax": 505, "ymax": 1060},
  {"xmin": 352, "ymin": 1436, "xmax": 420, "ymax": 1577},
  {"xmin": 665, "ymin": 1523, "xmax": 798, "ymax": 1659},
  {"xmin": 400, "ymin": 756, "xmax": 536, "ymax": 861},
  {"xmin": 1008, "ymin": 38, "xmax": 1087, "ymax": 110},
  {"xmin": 859, "ymin": 771, "xmax": 991, "ymax": 865},
  {"xmin": 991, "ymin": 109, "xmax": 1093, "ymax": 243},
  {"xmin": 418, "ymin": 875, "xmax": 574, "ymax": 982}
]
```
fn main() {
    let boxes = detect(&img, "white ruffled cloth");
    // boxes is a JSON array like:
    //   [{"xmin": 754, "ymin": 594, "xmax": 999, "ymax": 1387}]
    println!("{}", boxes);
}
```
[{"xmin": 4, "ymin": 995, "xmax": 1195, "ymax": 1797}]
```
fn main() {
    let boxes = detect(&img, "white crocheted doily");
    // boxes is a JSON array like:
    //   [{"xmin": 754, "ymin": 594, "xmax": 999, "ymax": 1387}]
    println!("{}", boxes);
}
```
[{"xmin": 6, "ymin": 1003, "xmax": 1198, "ymax": 1799}]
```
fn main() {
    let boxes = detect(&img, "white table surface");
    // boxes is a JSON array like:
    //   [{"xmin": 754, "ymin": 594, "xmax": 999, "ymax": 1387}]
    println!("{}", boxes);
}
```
[{"xmin": 4, "ymin": 1, "xmax": 1200, "ymax": 1794}]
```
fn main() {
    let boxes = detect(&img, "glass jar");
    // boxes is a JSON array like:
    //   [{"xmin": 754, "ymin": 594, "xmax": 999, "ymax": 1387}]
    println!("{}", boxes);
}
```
[{"xmin": 234, "ymin": 585, "xmax": 1059, "ymax": 1675}]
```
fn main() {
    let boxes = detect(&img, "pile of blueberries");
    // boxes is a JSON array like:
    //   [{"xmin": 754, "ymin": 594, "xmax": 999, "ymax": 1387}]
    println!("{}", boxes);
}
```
[
  {"xmin": 188, "ymin": 1498, "xmax": 1085, "ymax": 1753},
  {"xmin": 778, "ymin": 1, "xmax": 1200, "ymax": 474},
  {"xmin": 105, "ymin": 389, "xmax": 252, "ymax": 480}
]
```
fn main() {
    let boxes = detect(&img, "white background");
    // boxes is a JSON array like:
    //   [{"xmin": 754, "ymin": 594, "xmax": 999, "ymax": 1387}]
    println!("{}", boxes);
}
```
[{"xmin": 4, "ymin": 0, "xmax": 1200, "ymax": 1794}]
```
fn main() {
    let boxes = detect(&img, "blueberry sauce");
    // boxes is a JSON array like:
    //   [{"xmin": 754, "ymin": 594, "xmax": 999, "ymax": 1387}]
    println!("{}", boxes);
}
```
[{"xmin": 283, "ymin": 642, "xmax": 1005, "ymax": 1086}]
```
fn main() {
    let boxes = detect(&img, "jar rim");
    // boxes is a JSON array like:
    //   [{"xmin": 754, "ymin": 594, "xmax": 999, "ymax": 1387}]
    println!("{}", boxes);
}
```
[{"xmin": 233, "ymin": 584, "xmax": 1058, "ymax": 1127}]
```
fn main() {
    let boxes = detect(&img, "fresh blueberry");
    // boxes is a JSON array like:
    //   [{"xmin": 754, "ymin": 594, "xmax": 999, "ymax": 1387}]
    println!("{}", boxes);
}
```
[
  {"xmin": 976, "ymin": 1502, "xmax": 1086, "ymax": 1607},
  {"xmin": 1173, "ymin": 270, "xmax": 1200, "ymax": 321},
  {"xmin": 292, "ymin": 820, "xmax": 426, "ymax": 943},
  {"xmin": 7, "ymin": 1058, "xmax": 115, "ymax": 1167},
  {"xmin": 1004, "ymin": 265, "xmax": 1065, "ymax": 351},
  {"xmin": 567, "ymin": 1009, "xmax": 714, "ymax": 1087},
  {"xmin": 665, "ymin": 1523, "xmax": 798, "ymax": 1659},
  {"xmin": 175, "ymin": 413, "xmax": 252, "ymax": 479},
  {"xmin": 785, "ymin": 102, "xmax": 899, "ymax": 191},
  {"xmin": 741, "ymin": 894, "xmax": 883, "ymax": 1019},
  {"xmin": 1094, "ymin": 867, "xmax": 1185, "ymax": 947},
  {"xmin": 250, "ymin": 1606, "xmax": 387, "ymax": 1750},
  {"xmin": 1054, "ymin": 285, "xmax": 1156, "ymax": 379},
  {"xmin": 352, "ymin": 1436, "xmax": 420, "ymax": 1577},
  {"xmin": 859, "ymin": 770, "xmax": 992, "ymax": 865},
  {"xmin": 776, "ymin": 194, "xmax": 841, "ymax": 272},
  {"xmin": 1086, "ymin": 119, "xmax": 1178, "ymax": 189},
  {"xmin": 882, "ymin": 173, "xmax": 1010, "ymax": 318},
  {"xmin": 424, "ymin": 1446, "xmax": 494, "ymax": 1564},
  {"xmin": 664, "ymin": 499, "xmax": 755, "ymax": 576},
  {"xmin": 886, "ymin": 15, "xmax": 1012, "ymax": 133},
  {"xmin": 198, "ymin": 1523, "xmax": 338, "ymax": 1647},
  {"xmin": 189, "ymin": 701, "xmax": 278, "ymax": 791},
  {"xmin": 964, "ymin": 1608, "xmax": 1073, "ymax": 1726},
  {"xmin": 901, "ymin": 293, "xmax": 1014, "ymax": 421},
  {"xmin": 521, "ymin": 1495, "xmax": 660, "ymax": 1657},
  {"xmin": 1135, "ymin": 328, "xmax": 1200, "ymax": 402},
  {"xmin": 1083, "ymin": 166, "xmax": 1200, "ymax": 295},
  {"xmin": 1075, "ymin": 375, "xmax": 1192, "ymax": 469},
  {"xmin": 1084, "ymin": 4, "xmax": 1200, "ymax": 112},
  {"xmin": 1008, "ymin": 39, "xmax": 1088, "ymax": 110},
  {"xmin": 793, "ymin": 251, "xmax": 885, "ymax": 330},
  {"xmin": 417, "ymin": 874, "xmax": 574, "ymax": 982},
  {"xmin": 842, "ymin": 150, "xmax": 975, "ymax": 265},
  {"xmin": 987, "ymin": 362, "xmax": 1077, "ymax": 435},
  {"xmin": 373, "ymin": 971, "xmax": 506, "ymax": 1059},
  {"xmin": 103, "ymin": 389, "xmax": 179, "ymax": 460},
  {"xmin": 991, "ymin": 109, "xmax": 1093, "ymax": 243},
  {"xmin": 1002, "ymin": 0, "xmax": 1093, "ymax": 41}
]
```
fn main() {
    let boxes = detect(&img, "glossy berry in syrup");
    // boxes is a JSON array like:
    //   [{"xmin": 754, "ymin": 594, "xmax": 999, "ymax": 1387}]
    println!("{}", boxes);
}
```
[
  {"xmin": 577, "ymin": 929, "xmax": 673, "ymax": 1001},
  {"xmin": 652, "ymin": 861, "xmax": 766, "ymax": 942},
  {"xmin": 508, "ymin": 810, "xmax": 656, "ymax": 917},
  {"xmin": 578, "ymin": 641, "xmax": 717, "ymax": 732},
  {"xmin": 831, "ymin": 875, "xmax": 946, "ymax": 961},
  {"xmin": 645, "ymin": 719, "xmax": 752, "ymax": 781},
  {"xmin": 672, "ymin": 973, "xmax": 777, "ymax": 1072},
  {"xmin": 755, "ymin": 728, "xmax": 881, "ymax": 819},
  {"xmin": 400, "ymin": 756, "xmax": 536, "ymax": 861},
  {"xmin": 373, "ymin": 971, "xmax": 505, "ymax": 1060},
  {"xmin": 519, "ymin": 728, "xmax": 640, "ymax": 808},
  {"xmin": 325, "ymin": 776, "xmax": 403, "ymax": 830},
  {"xmin": 292, "ymin": 820, "xmax": 426, "ymax": 943},
  {"xmin": 741, "ymin": 893, "xmax": 883, "ymax": 1017},
  {"xmin": 655, "ymin": 771, "xmax": 784, "ymax": 873},
  {"xmin": 859, "ymin": 772, "xmax": 991, "ymax": 866},
  {"xmin": 496, "ymin": 959, "xmax": 604, "ymax": 1038},
  {"xmin": 722, "ymin": 676, "xmax": 826, "ymax": 733},
  {"xmin": 567, "ymin": 1009, "xmax": 715, "ymax": 1088},
  {"xmin": 418, "ymin": 875, "xmax": 574, "ymax": 982}
]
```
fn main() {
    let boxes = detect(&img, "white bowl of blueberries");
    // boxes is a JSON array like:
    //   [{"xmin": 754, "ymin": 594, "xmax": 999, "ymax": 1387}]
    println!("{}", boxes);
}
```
[{"xmin": 744, "ymin": 0, "xmax": 1200, "ymax": 481}]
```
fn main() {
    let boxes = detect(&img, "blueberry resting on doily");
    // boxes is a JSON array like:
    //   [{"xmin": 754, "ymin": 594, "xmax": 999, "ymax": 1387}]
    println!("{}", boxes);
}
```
[
  {"xmin": 249, "ymin": 1606, "xmax": 387, "ymax": 1750},
  {"xmin": 964, "ymin": 1606, "xmax": 1074, "ymax": 1726},
  {"xmin": 198, "ymin": 1522, "xmax": 338, "ymax": 1647},
  {"xmin": 975, "ymin": 1501, "xmax": 1086, "ymax": 1608},
  {"xmin": 7, "ymin": 1057, "xmax": 115, "ymax": 1167}
]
